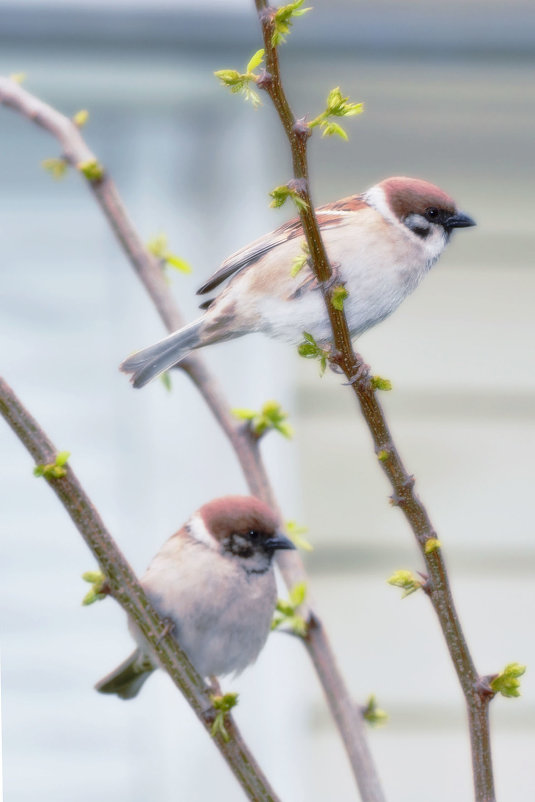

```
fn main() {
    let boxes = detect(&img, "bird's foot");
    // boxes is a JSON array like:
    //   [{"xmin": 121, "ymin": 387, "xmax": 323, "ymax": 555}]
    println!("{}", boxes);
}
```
[{"xmin": 342, "ymin": 361, "xmax": 371, "ymax": 387}]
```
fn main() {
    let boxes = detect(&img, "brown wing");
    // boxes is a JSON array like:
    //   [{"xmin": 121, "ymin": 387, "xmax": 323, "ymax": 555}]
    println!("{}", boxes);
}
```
[{"xmin": 196, "ymin": 195, "xmax": 365, "ymax": 298}]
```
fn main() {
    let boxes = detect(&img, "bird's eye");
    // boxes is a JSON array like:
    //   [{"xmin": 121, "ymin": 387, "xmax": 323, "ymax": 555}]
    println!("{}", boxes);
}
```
[
  {"xmin": 425, "ymin": 207, "xmax": 439, "ymax": 220},
  {"xmin": 249, "ymin": 530, "xmax": 259, "ymax": 540}
]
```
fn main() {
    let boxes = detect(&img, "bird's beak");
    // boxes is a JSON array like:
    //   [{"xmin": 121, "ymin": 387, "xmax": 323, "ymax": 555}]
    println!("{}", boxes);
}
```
[
  {"xmin": 445, "ymin": 211, "xmax": 476, "ymax": 229},
  {"xmin": 265, "ymin": 532, "xmax": 297, "ymax": 552}
]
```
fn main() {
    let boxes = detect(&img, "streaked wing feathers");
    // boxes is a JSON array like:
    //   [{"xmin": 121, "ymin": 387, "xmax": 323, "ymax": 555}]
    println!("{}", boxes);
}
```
[{"xmin": 196, "ymin": 196, "xmax": 365, "ymax": 297}]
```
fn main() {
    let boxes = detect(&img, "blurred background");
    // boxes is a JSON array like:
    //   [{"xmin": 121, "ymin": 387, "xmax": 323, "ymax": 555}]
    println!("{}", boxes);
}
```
[{"xmin": 1, "ymin": 1, "xmax": 534, "ymax": 800}]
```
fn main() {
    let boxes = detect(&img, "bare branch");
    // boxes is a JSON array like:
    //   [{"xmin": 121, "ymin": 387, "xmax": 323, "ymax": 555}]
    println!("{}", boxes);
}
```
[
  {"xmin": 0, "ymin": 74, "xmax": 380, "ymax": 794},
  {"xmin": 0, "ymin": 376, "xmax": 280, "ymax": 802},
  {"xmin": 253, "ymin": 4, "xmax": 495, "ymax": 801}
]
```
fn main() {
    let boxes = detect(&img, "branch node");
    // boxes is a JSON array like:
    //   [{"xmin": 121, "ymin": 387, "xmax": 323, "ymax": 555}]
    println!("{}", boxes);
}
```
[
  {"xmin": 256, "ymin": 69, "xmax": 273, "ymax": 90},
  {"xmin": 292, "ymin": 116, "xmax": 311, "ymax": 138}
]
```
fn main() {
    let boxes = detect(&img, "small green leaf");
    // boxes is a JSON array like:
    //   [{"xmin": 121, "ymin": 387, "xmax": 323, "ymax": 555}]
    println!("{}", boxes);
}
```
[
  {"xmin": 160, "ymin": 372, "xmax": 172, "ymax": 392},
  {"xmin": 214, "ymin": 53, "xmax": 264, "ymax": 108},
  {"xmin": 246, "ymin": 48, "xmax": 265, "ymax": 74},
  {"xmin": 147, "ymin": 233, "xmax": 192, "ymax": 274},
  {"xmin": 232, "ymin": 407, "xmax": 257, "ymax": 421},
  {"xmin": 363, "ymin": 695, "xmax": 388, "ymax": 726},
  {"xmin": 371, "ymin": 375, "xmax": 392, "ymax": 392},
  {"xmin": 424, "ymin": 538, "xmax": 442, "ymax": 554},
  {"xmin": 290, "ymin": 581, "xmax": 307, "ymax": 607},
  {"xmin": 331, "ymin": 285, "xmax": 348, "ymax": 311},
  {"xmin": 34, "ymin": 451, "xmax": 71, "ymax": 480},
  {"xmin": 290, "ymin": 241, "xmax": 309, "ymax": 277},
  {"xmin": 377, "ymin": 450, "xmax": 389, "ymax": 462},
  {"xmin": 78, "ymin": 159, "xmax": 104, "ymax": 182},
  {"xmin": 387, "ymin": 569, "xmax": 422, "ymax": 598},
  {"xmin": 269, "ymin": 184, "xmax": 308, "ymax": 211},
  {"xmin": 81, "ymin": 569, "xmax": 108, "ymax": 605},
  {"xmin": 210, "ymin": 693, "xmax": 239, "ymax": 742},
  {"xmin": 42, "ymin": 158, "xmax": 68, "ymax": 180},
  {"xmin": 297, "ymin": 332, "xmax": 329, "ymax": 376},
  {"xmin": 272, "ymin": 582, "xmax": 308, "ymax": 636},
  {"xmin": 321, "ymin": 121, "xmax": 349, "ymax": 140},
  {"xmin": 324, "ymin": 87, "xmax": 364, "ymax": 118},
  {"xmin": 272, "ymin": 0, "xmax": 312, "ymax": 46},
  {"xmin": 309, "ymin": 87, "xmax": 363, "ymax": 141},
  {"xmin": 73, "ymin": 109, "xmax": 89, "ymax": 127},
  {"xmin": 232, "ymin": 401, "xmax": 293, "ymax": 439},
  {"xmin": 286, "ymin": 520, "xmax": 314, "ymax": 551},
  {"xmin": 165, "ymin": 254, "xmax": 192, "ymax": 274},
  {"xmin": 490, "ymin": 663, "xmax": 526, "ymax": 698}
]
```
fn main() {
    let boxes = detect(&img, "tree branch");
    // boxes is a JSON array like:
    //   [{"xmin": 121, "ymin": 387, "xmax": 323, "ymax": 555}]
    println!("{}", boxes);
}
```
[
  {"xmin": 0, "ymin": 376, "xmax": 280, "ymax": 802},
  {"xmin": 0, "ymin": 75, "xmax": 383, "ymax": 797},
  {"xmin": 253, "ymin": 4, "xmax": 495, "ymax": 801}
]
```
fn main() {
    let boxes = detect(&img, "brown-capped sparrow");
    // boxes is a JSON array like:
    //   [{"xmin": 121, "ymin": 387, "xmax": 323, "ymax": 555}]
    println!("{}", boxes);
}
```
[
  {"xmin": 121, "ymin": 176, "xmax": 475, "ymax": 388},
  {"xmin": 96, "ymin": 496, "xmax": 294, "ymax": 699}
]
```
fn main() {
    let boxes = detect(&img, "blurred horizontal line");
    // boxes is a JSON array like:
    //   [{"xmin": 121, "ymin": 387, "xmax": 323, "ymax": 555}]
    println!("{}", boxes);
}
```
[
  {"xmin": 309, "ymin": 702, "xmax": 535, "ymax": 732},
  {"xmin": 1, "ymin": 6, "xmax": 534, "ymax": 59},
  {"xmin": 297, "ymin": 390, "xmax": 535, "ymax": 421},
  {"xmin": 305, "ymin": 545, "xmax": 535, "ymax": 576}
]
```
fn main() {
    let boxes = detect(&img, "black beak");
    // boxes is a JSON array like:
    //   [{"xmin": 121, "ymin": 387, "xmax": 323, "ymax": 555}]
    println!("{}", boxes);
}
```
[
  {"xmin": 264, "ymin": 532, "xmax": 296, "ymax": 552},
  {"xmin": 445, "ymin": 211, "xmax": 476, "ymax": 230}
]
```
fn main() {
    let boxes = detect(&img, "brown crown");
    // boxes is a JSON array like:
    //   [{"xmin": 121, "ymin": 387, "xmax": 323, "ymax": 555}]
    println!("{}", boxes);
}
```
[
  {"xmin": 199, "ymin": 495, "xmax": 280, "ymax": 541},
  {"xmin": 380, "ymin": 177, "xmax": 457, "ymax": 220}
]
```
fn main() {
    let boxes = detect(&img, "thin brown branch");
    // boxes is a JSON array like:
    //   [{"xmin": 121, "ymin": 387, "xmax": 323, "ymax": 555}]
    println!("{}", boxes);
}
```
[
  {"xmin": 0, "ymin": 75, "xmax": 380, "ymax": 794},
  {"xmin": 253, "ymin": 4, "xmax": 495, "ymax": 802},
  {"xmin": 0, "ymin": 376, "xmax": 280, "ymax": 802}
]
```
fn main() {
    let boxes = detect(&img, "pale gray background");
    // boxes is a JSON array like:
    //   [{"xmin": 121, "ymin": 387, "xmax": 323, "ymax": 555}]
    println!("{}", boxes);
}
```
[{"xmin": 1, "ymin": 1, "xmax": 534, "ymax": 800}]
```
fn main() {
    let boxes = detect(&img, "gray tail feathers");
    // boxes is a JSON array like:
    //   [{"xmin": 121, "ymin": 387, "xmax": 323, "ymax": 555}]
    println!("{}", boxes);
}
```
[
  {"xmin": 95, "ymin": 649, "xmax": 156, "ymax": 700},
  {"xmin": 120, "ymin": 319, "xmax": 203, "ymax": 388}
]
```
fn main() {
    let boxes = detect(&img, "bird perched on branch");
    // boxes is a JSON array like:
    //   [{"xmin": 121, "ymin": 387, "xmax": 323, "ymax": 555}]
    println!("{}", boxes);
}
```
[
  {"xmin": 121, "ymin": 176, "xmax": 475, "ymax": 388},
  {"xmin": 96, "ymin": 496, "xmax": 294, "ymax": 700}
]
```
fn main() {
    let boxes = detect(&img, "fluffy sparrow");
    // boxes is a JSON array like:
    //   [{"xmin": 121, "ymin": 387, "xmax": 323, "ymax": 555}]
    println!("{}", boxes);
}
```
[
  {"xmin": 96, "ymin": 496, "xmax": 294, "ymax": 699},
  {"xmin": 121, "ymin": 176, "xmax": 475, "ymax": 388}
]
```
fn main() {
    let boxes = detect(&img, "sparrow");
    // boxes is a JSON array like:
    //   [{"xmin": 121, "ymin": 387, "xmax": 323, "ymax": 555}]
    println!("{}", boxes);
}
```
[
  {"xmin": 95, "ymin": 496, "xmax": 295, "ymax": 699},
  {"xmin": 121, "ymin": 176, "xmax": 475, "ymax": 388}
]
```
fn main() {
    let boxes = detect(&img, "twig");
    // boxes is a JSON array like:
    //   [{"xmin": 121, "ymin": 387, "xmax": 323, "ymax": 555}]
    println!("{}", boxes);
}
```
[
  {"xmin": 253, "ymin": 4, "xmax": 495, "ymax": 801},
  {"xmin": 0, "ymin": 75, "xmax": 382, "ymax": 796},
  {"xmin": 0, "ymin": 376, "xmax": 280, "ymax": 802}
]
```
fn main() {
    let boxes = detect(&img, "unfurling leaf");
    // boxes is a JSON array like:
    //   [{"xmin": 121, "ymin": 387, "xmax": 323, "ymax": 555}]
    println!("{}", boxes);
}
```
[
  {"xmin": 269, "ymin": 183, "xmax": 308, "ymax": 211},
  {"xmin": 77, "ymin": 159, "xmax": 104, "ymax": 182},
  {"xmin": 42, "ymin": 158, "xmax": 68, "ymax": 180},
  {"xmin": 34, "ymin": 451, "xmax": 71, "ymax": 479},
  {"xmin": 424, "ymin": 538, "xmax": 442, "ymax": 554},
  {"xmin": 247, "ymin": 48, "xmax": 265, "ymax": 74},
  {"xmin": 210, "ymin": 692, "xmax": 239, "ymax": 741},
  {"xmin": 147, "ymin": 233, "xmax": 192, "ymax": 274},
  {"xmin": 490, "ymin": 663, "xmax": 526, "ymax": 698},
  {"xmin": 331, "ymin": 285, "xmax": 348, "ymax": 311},
  {"xmin": 272, "ymin": 0, "xmax": 312, "ymax": 47},
  {"xmin": 73, "ymin": 109, "xmax": 89, "ymax": 127},
  {"xmin": 233, "ymin": 401, "xmax": 293, "ymax": 439},
  {"xmin": 309, "ymin": 86, "xmax": 363, "ymax": 141},
  {"xmin": 363, "ymin": 695, "xmax": 388, "ymax": 726},
  {"xmin": 214, "ymin": 50, "xmax": 265, "ymax": 108},
  {"xmin": 81, "ymin": 569, "xmax": 108, "ymax": 605},
  {"xmin": 297, "ymin": 331, "xmax": 329, "ymax": 376},
  {"xmin": 286, "ymin": 520, "xmax": 314, "ymax": 551},
  {"xmin": 387, "ymin": 569, "xmax": 422, "ymax": 598},
  {"xmin": 272, "ymin": 581, "xmax": 308, "ymax": 637},
  {"xmin": 371, "ymin": 375, "xmax": 393, "ymax": 392},
  {"xmin": 291, "ymin": 241, "xmax": 309, "ymax": 277}
]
